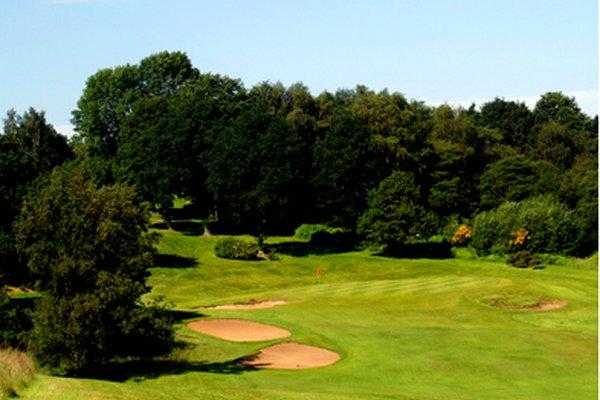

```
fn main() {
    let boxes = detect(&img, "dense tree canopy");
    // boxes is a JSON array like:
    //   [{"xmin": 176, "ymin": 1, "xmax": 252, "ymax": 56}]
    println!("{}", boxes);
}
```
[{"xmin": 64, "ymin": 51, "xmax": 598, "ymax": 254}]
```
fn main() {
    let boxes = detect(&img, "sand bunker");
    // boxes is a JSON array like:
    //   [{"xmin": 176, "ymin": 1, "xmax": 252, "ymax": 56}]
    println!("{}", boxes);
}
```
[
  {"xmin": 523, "ymin": 299, "xmax": 568, "ymax": 311},
  {"xmin": 243, "ymin": 342, "xmax": 340, "ymax": 369},
  {"xmin": 204, "ymin": 300, "xmax": 288, "ymax": 310},
  {"xmin": 489, "ymin": 298, "xmax": 568, "ymax": 312},
  {"xmin": 187, "ymin": 319, "xmax": 290, "ymax": 342}
]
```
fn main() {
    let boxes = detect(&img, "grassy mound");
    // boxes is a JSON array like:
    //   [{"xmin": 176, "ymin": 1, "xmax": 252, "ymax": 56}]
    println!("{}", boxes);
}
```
[{"xmin": 0, "ymin": 349, "xmax": 36, "ymax": 399}]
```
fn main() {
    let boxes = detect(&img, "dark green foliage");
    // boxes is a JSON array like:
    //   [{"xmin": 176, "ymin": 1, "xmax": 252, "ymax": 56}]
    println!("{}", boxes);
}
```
[
  {"xmin": 0, "ymin": 279, "xmax": 37, "ymax": 348},
  {"xmin": 72, "ymin": 51, "xmax": 198, "ymax": 157},
  {"xmin": 214, "ymin": 238, "xmax": 259, "ymax": 260},
  {"xmin": 471, "ymin": 196, "xmax": 581, "ymax": 255},
  {"xmin": 0, "ymin": 288, "xmax": 36, "ymax": 348},
  {"xmin": 478, "ymin": 156, "xmax": 558, "ymax": 209},
  {"xmin": 206, "ymin": 101, "xmax": 305, "ymax": 234},
  {"xmin": 478, "ymin": 98, "xmax": 534, "ymax": 147},
  {"xmin": 116, "ymin": 96, "xmax": 180, "ymax": 210},
  {"xmin": 507, "ymin": 251, "xmax": 542, "ymax": 269},
  {"xmin": 312, "ymin": 108, "xmax": 383, "ymax": 228},
  {"xmin": 531, "ymin": 122, "xmax": 583, "ymax": 169},
  {"xmin": 294, "ymin": 224, "xmax": 343, "ymax": 241},
  {"xmin": 30, "ymin": 294, "xmax": 172, "ymax": 374},
  {"xmin": 138, "ymin": 51, "xmax": 199, "ymax": 96},
  {"xmin": 427, "ymin": 106, "xmax": 504, "ymax": 216},
  {"xmin": 533, "ymin": 92, "xmax": 589, "ymax": 129},
  {"xmin": 358, "ymin": 171, "xmax": 437, "ymax": 250},
  {"xmin": 559, "ymin": 157, "xmax": 598, "ymax": 254},
  {"xmin": 169, "ymin": 74, "xmax": 245, "ymax": 208},
  {"xmin": 0, "ymin": 108, "xmax": 73, "ymax": 282},
  {"xmin": 15, "ymin": 165, "xmax": 174, "ymax": 374},
  {"xmin": 116, "ymin": 73, "xmax": 245, "ymax": 214},
  {"xmin": 71, "ymin": 65, "xmax": 141, "ymax": 156}
]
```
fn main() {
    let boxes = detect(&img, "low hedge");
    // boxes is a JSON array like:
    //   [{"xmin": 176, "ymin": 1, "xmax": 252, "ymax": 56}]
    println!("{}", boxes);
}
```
[
  {"xmin": 294, "ymin": 224, "xmax": 344, "ymax": 241},
  {"xmin": 214, "ymin": 238, "xmax": 259, "ymax": 260}
]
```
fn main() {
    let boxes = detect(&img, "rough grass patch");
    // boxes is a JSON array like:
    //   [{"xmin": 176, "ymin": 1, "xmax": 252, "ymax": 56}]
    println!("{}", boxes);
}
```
[
  {"xmin": 0, "ymin": 348, "xmax": 36, "ymax": 398},
  {"xmin": 484, "ymin": 294, "xmax": 568, "ymax": 312}
]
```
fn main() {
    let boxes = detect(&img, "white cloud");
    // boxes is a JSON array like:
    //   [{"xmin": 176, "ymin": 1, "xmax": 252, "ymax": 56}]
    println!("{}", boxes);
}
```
[{"xmin": 55, "ymin": 124, "xmax": 76, "ymax": 138}]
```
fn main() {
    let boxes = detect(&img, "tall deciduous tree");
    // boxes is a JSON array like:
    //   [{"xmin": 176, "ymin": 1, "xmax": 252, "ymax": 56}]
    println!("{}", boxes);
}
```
[
  {"xmin": 72, "ymin": 51, "xmax": 197, "ymax": 157},
  {"xmin": 206, "ymin": 101, "xmax": 305, "ymax": 235}
]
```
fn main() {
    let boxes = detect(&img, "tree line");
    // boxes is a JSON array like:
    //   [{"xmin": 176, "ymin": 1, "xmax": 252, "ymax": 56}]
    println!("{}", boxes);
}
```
[{"xmin": 69, "ymin": 51, "xmax": 596, "ymax": 248}]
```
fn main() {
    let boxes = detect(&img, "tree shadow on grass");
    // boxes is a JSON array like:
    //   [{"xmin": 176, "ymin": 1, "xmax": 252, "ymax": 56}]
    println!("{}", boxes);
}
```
[
  {"xmin": 163, "ymin": 309, "xmax": 206, "ymax": 322},
  {"xmin": 376, "ymin": 241, "xmax": 454, "ymax": 259},
  {"xmin": 169, "ymin": 221, "xmax": 205, "ymax": 236},
  {"xmin": 153, "ymin": 253, "xmax": 199, "ymax": 268},
  {"xmin": 268, "ymin": 241, "xmax": 357, "ymax": 257},
  {"xmin": 150, "ymin": 221, "xmax": 169, "ymax": 230},
  {"xmin": 150, "ymin": 220, "xmax": 206, "ymax": 236},
  {"xmin": 78, "ymin": 354, "xmax": 263, "ymax": 382}
]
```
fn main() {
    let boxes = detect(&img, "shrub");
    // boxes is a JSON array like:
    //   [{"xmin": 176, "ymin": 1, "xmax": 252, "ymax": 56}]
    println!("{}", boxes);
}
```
[
  {"xmin": 15, "ymin": 165, "xmax": 174, "ymax": 374},
  {"xmin": 0, "ymin": 348, "xmax": 36, "ymax": 398},
  {"xmin": 0, "ymin": 294, "xmax": 35, "ymax": 348},
  {"xmin": 507, "ymin": 251, "xmax": 542, "ymax": 269},
  {"xmin": 450, "ymin": 224, "xmax": 472, "ymax": 246},
  {"xmin": 294, "ymin": 224, "xmax": 341, "ymax": 241},
  {"xmin": 214, "ymin": 238, "xmax": 259, "ymax": 260},
  {"xmin": 471, "ymin": 195, "xmax": 581, "ymax": 255}
]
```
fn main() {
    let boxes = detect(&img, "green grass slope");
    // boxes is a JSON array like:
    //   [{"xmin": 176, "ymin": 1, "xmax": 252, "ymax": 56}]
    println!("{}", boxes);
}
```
[{"xmin": 21, "ymin": 228, "xmax": 597, "ymax": 400}]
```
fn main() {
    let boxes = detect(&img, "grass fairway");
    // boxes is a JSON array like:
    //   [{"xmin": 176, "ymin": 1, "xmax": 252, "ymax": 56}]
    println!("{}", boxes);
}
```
[{"xmin": 21, "ymin": 227, "xmax": 597, "ymax": 400}]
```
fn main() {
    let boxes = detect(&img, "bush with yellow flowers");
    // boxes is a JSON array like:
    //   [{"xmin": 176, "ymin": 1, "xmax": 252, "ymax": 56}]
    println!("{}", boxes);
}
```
[
  {"xmin": 450, "ymin": 224, "xmax": 472, "ymax": 246},
  {"xmin": 471, "ymin": 195, "xmax": 581, "ymax": 255},
  {"xmin": 511, "ymin": 228, "xmax": 529, "ymax": 248}
]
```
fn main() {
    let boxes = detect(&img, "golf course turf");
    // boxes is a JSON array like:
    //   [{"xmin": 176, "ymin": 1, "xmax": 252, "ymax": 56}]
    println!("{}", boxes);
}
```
[{"xmin": 19, "ymin": 225, "xmax": 597, "ymax": 399}]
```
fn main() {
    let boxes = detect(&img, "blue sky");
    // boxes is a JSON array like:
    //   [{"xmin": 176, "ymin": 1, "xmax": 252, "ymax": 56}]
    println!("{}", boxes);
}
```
[{"xmin": 1, "ymin": 0, "xmax": 597, "ymax": 136}]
